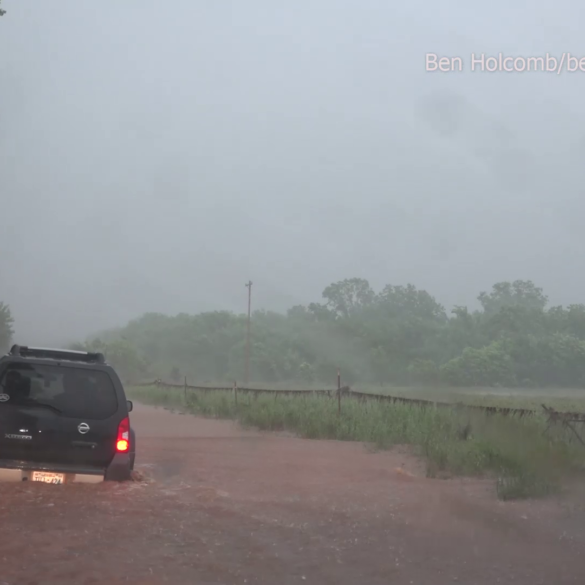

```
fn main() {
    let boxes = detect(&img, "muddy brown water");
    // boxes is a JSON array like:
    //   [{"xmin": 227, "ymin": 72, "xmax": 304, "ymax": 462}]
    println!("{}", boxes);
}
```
[{"xmin": 0, "ymin": 402, "xmax": 584, "ymax": 584}]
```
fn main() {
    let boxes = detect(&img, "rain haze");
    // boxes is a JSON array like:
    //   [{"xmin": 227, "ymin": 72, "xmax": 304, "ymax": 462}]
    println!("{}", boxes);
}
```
[
  {"xmin": 4, "ymin": 6, "xmax": 585, "ymax": 582},
  {"xmin": 1, "ymin": 0, "xmax": 585, "ymax": 344}
]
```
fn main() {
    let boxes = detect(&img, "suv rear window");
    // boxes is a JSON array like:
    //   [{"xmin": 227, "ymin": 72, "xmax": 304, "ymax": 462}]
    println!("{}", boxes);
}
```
[{"xmin": 0, "ymin": 363, "xmax": 119, "ymax": 420}]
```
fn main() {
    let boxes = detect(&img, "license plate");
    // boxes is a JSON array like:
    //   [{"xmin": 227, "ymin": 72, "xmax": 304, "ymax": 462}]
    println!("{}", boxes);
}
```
[{"xmin": 31, "ymin": 472, "xmax": 65, "ymax": 484}]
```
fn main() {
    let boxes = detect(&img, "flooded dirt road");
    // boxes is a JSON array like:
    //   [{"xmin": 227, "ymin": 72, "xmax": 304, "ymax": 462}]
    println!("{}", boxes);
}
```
[{"xmin": 1, "ymin": 403, "xmax": 584, "ymax": 584}]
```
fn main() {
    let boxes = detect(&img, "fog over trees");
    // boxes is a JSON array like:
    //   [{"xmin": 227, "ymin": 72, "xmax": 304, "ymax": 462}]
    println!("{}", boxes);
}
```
[{"xmin": 2, "ymin": 2, "xmax": 585, "ymax": 388}]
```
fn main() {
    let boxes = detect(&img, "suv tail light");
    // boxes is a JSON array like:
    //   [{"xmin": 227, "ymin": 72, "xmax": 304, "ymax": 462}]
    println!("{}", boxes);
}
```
[{"xmin": 116, "ymin": 417, "xmax": 130, "ymax": 452}]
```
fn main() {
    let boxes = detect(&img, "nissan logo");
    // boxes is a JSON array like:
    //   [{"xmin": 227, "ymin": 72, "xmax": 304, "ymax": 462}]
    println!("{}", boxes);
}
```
[{"xmin": 78, "ymin": 423, "xmax": 90, "ymax": 434}]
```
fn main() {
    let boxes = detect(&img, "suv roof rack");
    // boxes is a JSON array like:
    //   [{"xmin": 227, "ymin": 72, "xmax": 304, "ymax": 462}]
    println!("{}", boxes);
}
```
[{"xmin": 9, "ymin": 345, "xmax": 106, "ymax": 364}]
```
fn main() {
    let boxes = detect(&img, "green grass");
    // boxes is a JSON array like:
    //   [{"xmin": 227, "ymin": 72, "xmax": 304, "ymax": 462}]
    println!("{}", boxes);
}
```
[
  {"xmin": 128, "ymin": 385, "xmax": 585, "ymax": 501},
  {"xmin": 353, "ymin": 385, "xmax": 585, "ymax": 413}
]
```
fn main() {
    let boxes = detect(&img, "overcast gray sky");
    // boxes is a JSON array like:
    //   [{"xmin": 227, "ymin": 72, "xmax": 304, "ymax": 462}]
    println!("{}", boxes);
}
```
[{"xmin": 1, "ymin": 0, "xmax": 585, "ymax": 344}]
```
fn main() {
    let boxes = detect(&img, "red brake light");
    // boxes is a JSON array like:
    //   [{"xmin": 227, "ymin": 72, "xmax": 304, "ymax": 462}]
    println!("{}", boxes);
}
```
[{"xmin": 116, "ymin": 417, "xmax": 130, "ymax": 452}]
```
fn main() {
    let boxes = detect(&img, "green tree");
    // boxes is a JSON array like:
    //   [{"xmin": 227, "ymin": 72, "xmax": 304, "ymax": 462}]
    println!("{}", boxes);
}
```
[
  {"xmin": 440, "ymin": 341, "xmax": 515, "ymax": 387},
  {"xmin": 0, "ymin": 302, "xmax": 14, "ymax": 352},
  {"xmin": 0, "ymin": 1, "xmax": 6, "ymax": 17},
  {"xmin": 322, "ymin": 278, "xmax": 376, "ymax": 318},
  {"xmin": 358, "ymin": 284, "xmax": 447, "ymax": 382},
  {"xmin": 377, "ymin": 284, "xmax": 447, "ymax": 322},
  {"xmin": 69, "ymin": 338, "xmax": 147, "ymax": 382},
  {"xmin": 483, "ymin": 304, "xmax": 547, "ymax": 341},
  {"xmin": 564, "ymin": 304, "xmax": 585, "ymax": 339},
  {"xmin": 407, "ymin": 358, "xmax": 439, "ymax": 385},
  {"xmin": 68, "ymin": 277, "xmax": 585, "ymax": 388},
  {"xmin": 100, "ymin": 339, "xmax": 147, "ymax": 382},
  {"xmin": 442, "ymin": 306, "xmax": 485, "ymax": 358},
  {"xmin": 306, "ymin": 303, "xmax": 336, "ymax": 323},
  {"xmin": 478, "ymin": 280, "xmax": 548, "ymax": 315}
]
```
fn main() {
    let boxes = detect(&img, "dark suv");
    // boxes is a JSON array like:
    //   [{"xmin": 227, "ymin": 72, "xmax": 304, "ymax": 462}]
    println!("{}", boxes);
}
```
[{"xmin": 0, "ymin": 345, "xmax": 136, "ymax": 483}]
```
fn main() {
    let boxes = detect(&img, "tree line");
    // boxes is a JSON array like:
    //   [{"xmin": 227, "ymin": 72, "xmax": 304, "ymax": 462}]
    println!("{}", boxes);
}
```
[
  {"xmin": 3, "ymin": 278, "xmax": 585, "ymax": 387},
  {"xmin": 63, "ymin": 278, "xmax": 585, "ymax": 388}
]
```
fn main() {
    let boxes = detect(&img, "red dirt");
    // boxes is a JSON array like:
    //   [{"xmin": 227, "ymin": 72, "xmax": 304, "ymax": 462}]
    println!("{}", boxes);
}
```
[{"xmin": 1, "ymin": 403, "xmax": 584, "ymax": 584}]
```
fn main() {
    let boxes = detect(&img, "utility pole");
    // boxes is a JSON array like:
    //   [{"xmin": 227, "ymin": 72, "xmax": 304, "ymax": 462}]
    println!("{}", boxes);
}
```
[{"xmin": 244, "ymin": 280, "xmax": 252, "ymax": 385}]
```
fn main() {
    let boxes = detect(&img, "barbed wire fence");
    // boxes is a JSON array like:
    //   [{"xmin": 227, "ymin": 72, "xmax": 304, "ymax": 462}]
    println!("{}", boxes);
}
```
[{"xmin": 136, "ymin": 376, "xmax": 585, "ymax": 426}]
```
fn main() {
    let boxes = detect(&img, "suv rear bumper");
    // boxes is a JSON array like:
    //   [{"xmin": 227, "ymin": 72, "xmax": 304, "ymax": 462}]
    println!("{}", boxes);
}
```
[
  {"xmin": 0, "ymin": 454, "xmax": 133, "ymax": 483},
  {"xmin": 0, "ymin": 459, "xmax": 104, "ymax": 483}
]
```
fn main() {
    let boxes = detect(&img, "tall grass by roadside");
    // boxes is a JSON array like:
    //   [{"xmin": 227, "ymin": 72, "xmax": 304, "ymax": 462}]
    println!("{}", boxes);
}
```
[
  {"xmin": 128, "ymin": 385, "xmax": 585, "ymax": 501},
  {"xmin": 369, "ymin": 386, "xmax": 585, "ymax": 414}
]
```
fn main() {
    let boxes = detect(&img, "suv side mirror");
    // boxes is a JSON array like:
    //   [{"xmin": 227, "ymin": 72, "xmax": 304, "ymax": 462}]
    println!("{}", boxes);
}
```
[{"xmin": 127, "ymin": 400, "xmax": 133, "ymax": 412}]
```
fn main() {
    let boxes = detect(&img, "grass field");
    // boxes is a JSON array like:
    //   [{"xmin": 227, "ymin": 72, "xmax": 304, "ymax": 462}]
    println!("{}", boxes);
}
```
[
  {"xmin": 128, "ymin": 384, "xmax": 585, "ymax": 501},
  {"xmin": 368, "ymin": 386, "xmax": 585, "ymax": 413},
  {"xmin": 174, "ymin": 380, "xmax": 585, "ymax": 412}
]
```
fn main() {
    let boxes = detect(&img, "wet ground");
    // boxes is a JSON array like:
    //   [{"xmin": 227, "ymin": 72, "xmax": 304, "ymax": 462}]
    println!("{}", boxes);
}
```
[{"xmin": 1, "ymin": 403, "xmax": 584, "ymax": 584}]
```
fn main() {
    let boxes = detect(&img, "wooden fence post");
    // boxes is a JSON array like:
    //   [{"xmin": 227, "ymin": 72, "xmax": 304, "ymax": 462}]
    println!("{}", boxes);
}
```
[
  {"xmin": 233, "ymin": 381, "xmax": 238, "ymax": 407},
  {"xmin": 184, "ymin": 376, "xmax": 187, "ymax": 402}
]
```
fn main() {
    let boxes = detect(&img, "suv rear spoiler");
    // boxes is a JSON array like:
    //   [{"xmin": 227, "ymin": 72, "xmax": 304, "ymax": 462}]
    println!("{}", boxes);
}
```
[{"xmin": 9, "ymin": 345, "xmax": 106, "ymax": 364}]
